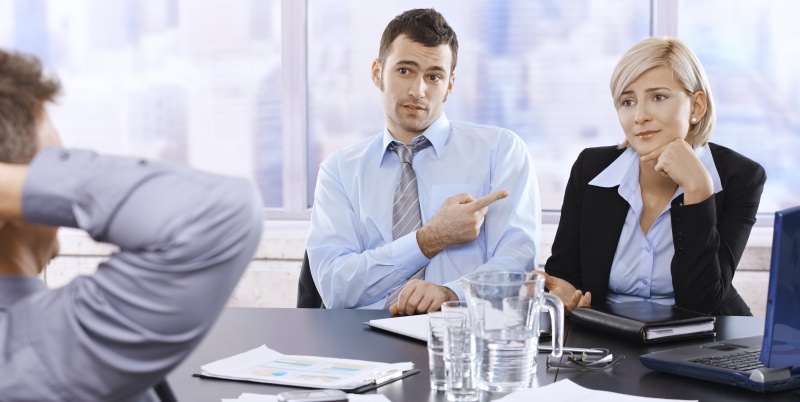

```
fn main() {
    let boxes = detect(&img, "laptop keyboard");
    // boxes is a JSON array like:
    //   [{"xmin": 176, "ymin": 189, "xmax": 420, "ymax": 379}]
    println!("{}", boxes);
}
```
[{"xmin": 691, "ymin": 350, "xmax": 765, "ymax": 372}]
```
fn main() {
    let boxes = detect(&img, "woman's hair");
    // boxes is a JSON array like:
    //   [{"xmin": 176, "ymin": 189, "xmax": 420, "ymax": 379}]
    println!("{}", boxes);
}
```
[{"xmin": 610, "ymin": 37, "xmax": 715, "ymax": 147}]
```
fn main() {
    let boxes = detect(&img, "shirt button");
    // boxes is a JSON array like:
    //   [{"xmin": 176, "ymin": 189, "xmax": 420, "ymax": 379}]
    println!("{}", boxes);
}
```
[
  {"xmin": 642, "ymin": 279, "xmax": 649, "ymax": 285},
  {"xmin": 59, "ymin": 150, "xmax": 70, "ymax": 161},
  {"xmin": 645, "ymin": 246, "xmax": 653, "ymax": 253},
  {"xmin": 138, "ymin": 159, "xmax": 148, "ymax": 166},
  {"xmin": 678, "ymin": 247, "xmax": 685, "ymax": 255}
]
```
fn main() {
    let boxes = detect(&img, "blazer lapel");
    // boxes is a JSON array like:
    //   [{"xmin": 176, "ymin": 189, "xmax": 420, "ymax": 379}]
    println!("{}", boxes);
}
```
[{"xmin": 580, "ymin": 185, "xmax": 629, "ymax": 303}]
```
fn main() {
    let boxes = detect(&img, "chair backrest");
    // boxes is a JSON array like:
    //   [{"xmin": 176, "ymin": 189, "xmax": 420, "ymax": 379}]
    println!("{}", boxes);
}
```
[
  {"xmin": 296, "ymin": 251, "xmax": 325, "ymax": 308},
  {"xmin": 153, "ymin": 379, "xmax": 177, "ymax": 402}
]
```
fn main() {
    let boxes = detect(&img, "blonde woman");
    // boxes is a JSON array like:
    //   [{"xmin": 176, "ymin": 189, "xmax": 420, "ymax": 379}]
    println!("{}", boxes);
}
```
[{"xmin": 544, "ymin": 37, "xmax": 765, "ymax": 316}]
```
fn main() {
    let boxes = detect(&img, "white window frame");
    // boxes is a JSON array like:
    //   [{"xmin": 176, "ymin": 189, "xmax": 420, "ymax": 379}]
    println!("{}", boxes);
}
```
[{"xmin": 266, "ymin": 0, "xmax": 310, "ymax": 220}]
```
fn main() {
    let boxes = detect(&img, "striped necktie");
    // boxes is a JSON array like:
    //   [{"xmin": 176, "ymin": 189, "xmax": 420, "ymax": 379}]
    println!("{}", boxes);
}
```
[{"xmin": 384, "ymin": 137, "xmax": 431, "ymax": 308}]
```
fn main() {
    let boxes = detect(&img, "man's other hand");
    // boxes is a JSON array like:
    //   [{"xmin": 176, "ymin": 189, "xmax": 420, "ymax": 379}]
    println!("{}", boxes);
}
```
[{"xmin": 389, "ymin": 279, "xmax": 458, "ymax": 316}]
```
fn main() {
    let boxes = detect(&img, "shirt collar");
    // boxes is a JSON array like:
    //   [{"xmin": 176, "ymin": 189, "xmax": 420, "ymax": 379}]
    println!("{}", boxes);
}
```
[
  {"xmin": 589, "ymin": 147, "xmax": 638, "ymax": 188},
  {"xmin": 589, "ymin": 144, "xmax": 723, "ymax": 195},
  {"xmin": 379, "ymin": 114, "xmax": 450, "ymax": 166}
]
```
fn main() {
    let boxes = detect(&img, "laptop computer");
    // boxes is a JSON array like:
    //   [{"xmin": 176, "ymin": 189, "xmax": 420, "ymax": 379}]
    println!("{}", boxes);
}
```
[{"xmin": 640, "ymin": 205, "xmax": 800, "ymax": 393}]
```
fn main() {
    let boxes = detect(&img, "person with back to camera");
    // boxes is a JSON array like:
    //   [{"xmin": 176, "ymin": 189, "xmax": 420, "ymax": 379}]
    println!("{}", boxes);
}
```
[
  {"xmin": 0, "ymin": 48, "xmax": 263, "ymax": 401},
  {"xmin": 307, "ymin": 8, "xmax": 540, "ymax": 315},
  {"xmin": 544, "ymin": 37, "xmax": 765, "ymax": 316}
]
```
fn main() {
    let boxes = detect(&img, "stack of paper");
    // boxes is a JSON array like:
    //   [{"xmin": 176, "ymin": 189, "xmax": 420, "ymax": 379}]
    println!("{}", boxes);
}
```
[
  {"xmin": 201, "ymin": 345, "xmax": 413, "ymax": 391},
  {"xmin": 222, "ymin": 393, "xmax": 391, "ymax": 402},
  {"xmin": 367, "ymin": 314, "xmax": 428, "ymax": 341}
]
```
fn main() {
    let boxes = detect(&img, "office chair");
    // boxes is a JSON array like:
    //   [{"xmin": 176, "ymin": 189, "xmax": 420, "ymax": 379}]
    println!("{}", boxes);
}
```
[
  {"xmin": 154, "ymin": 379, "xmax": 177, "ymax": 402},
  {"xmin": 296, "ymin": 251, "xmax": 325, "ymax": 308}
]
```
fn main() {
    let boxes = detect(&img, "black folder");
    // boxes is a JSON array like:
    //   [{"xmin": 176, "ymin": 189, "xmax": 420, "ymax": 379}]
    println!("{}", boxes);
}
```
[{"xmin": 570, "ymin": 301, "xmax": 716, "ymax": 344}]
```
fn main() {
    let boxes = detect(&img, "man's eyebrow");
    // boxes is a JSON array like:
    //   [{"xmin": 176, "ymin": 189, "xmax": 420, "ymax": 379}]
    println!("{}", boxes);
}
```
[
  {"xmin": 426, "ymin": 65, "xmax": 447, "ymax": 73},
  {"xmin": 394, "ymin": 60, "xmax": 420, "ymax": 68},
  {"xmin": 394, "ymin": 61, "xmax": 447, "ymax": 73}
]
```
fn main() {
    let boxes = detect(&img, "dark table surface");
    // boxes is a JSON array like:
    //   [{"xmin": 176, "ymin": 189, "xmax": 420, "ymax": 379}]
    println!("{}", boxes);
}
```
[
  {"xmin": 559, "ymin": 315, "xmax": 800, "ymax": 402},
  {"xmin": 169, "ymin": 308, "xmax": 800, "ymax": 402},
  {"xmin": 169, "ymin": 308, "xmax": 555, "ymax": 401}
]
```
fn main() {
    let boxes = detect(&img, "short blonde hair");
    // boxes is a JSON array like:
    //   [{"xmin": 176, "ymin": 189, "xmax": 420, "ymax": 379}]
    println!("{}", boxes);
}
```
[{"xmin": 610, "ymin": 37, "xmax": 715, "ymax": 148}]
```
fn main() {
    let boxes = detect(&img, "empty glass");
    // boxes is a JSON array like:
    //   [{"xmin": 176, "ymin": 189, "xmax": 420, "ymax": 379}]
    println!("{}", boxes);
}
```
[
  {"xmin": 441, "ymin": 301, "xmax": 479, "ymax": 402},
  {"xmin": 427, "ymin": 312, "xmax": 447, "ymax": 391}
]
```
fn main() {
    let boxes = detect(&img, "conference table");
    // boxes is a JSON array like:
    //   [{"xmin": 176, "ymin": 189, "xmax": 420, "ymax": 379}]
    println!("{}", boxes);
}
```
[{"xmin": 170, "ymin": 308, "xmax": 800, "ymax": 401}]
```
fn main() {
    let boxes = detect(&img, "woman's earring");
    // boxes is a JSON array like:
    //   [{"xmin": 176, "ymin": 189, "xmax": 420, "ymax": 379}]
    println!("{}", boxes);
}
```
[{"xmin": 691, "ymin": 117, "xmax": 698, "ymax": 124}]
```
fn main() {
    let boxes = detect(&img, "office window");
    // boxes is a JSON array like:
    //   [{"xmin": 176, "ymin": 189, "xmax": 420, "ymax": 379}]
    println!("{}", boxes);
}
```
[
  {"xmin": 5, "ymin": 1, "xmax": 795, "ymax": 217},
  {"xmin": 307, "ymin": 0, "xmax": 650, "ymax": 210},
  {"xmin": 0, "ymin": 0, "xmax": 284, "ymax": 207},
  {"xmin": 679, "ymin": 1, "xmax": 800, "ymax": 212}
]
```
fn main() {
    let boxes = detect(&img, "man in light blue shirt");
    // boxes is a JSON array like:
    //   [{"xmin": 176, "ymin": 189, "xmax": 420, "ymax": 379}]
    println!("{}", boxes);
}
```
[
  {"xmin": 307, "ymin": 9, "xmax": 540, "ymax": 314},
  {"xmin": 0, "ymin": 49, "xmax": 262, "ymax": 401}
]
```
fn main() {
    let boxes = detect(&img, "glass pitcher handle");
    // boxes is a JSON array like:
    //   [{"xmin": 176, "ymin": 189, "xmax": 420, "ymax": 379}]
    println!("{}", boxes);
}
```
[{"xmin": 543, "ymin": 293, "xmax": 564, "ymax": 358}]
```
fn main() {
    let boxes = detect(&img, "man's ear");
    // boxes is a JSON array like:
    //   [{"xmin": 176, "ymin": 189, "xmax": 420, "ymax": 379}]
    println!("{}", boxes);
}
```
[
  {"xmin": 371, "ymin": 59, "xmax": 382, "ymax": 90},
  {"xmin": 443, "ymin": 71, "xmax": 456, "ymax": 103}
]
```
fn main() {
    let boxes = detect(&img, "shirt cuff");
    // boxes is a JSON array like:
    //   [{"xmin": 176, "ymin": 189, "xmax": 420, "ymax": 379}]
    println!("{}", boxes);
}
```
[
  {"xmin": 390, "ymin": 230, "xmax": 431, "ymax": 274},
  {"xmin": 444, "ymin": 281, "xmax": 465, "ymax": 302},
  {"xmin": 22, "ymin": 147, "xmax": 85, "ymax": 228}
]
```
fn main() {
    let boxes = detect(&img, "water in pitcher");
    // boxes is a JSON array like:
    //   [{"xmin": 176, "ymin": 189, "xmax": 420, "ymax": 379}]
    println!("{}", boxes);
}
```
[
  {"xmin": 479, "ymin": 328, "xmax": 539, "ymax": 392},
  {"xmin": 460, "ymin": 271, "xmax": 564, "ymax": 394}
]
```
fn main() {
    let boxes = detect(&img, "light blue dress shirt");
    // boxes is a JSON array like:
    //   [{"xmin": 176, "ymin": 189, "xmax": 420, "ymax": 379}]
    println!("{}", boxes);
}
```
[
  {"xmin": 0, "ymin": 148, "xmax": 262, "ymax": 401},
  {"xmin": 308, "ymin": 114, "xmax": 541, "ymax": 309},
  {"xmin": 588, "ymin": 145, "xmax": 723, "ymax": 305}
]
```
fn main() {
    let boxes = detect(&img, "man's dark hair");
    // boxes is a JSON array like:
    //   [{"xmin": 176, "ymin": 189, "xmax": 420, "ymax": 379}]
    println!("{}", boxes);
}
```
[
  {"xmin": 378, "ymin": 8, "xmax": 459, "ymax": 72},
  {"xmin": 0, "ymin": 50, "xmax": 61, "ymax": 163}
]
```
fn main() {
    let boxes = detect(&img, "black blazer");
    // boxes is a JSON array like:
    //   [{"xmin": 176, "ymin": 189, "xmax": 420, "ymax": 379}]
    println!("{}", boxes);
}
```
[{"xmin": 545, "ymin": 143, "xmax": 766, "ymax": 316}]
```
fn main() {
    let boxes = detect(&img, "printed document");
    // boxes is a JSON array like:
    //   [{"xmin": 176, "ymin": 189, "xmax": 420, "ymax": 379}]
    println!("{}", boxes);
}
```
[
  {"xmin": 222, "ymin": 392, "xmax": 391, "ymax": 402},
  {"xmin": 202, "ymin": 345, "xmax": 413, "ymax": 390}
]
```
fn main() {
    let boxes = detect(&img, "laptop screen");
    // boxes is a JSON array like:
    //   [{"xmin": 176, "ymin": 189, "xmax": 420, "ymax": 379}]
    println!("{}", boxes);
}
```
[{"xmin": 761, "ymin": 206, "xmax": 800, "ymax": 368}]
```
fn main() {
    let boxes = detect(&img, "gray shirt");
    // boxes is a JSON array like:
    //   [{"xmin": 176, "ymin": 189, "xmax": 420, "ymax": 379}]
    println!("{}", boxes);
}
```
[{"xmin": 0, "ymin": 148, "xmax": 262, "ymax": 401}]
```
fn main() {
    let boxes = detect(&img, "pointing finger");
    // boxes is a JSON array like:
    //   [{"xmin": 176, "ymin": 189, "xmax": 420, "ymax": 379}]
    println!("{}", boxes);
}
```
[{"xmin": 469, "ymin": 190, "xmax": 509, "ymax": 211}]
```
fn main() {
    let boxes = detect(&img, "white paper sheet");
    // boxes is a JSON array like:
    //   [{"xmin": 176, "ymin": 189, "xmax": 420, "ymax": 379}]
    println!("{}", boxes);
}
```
[
  {"xmin": 494, "ymin": 379, "xmax": 696, "ymax": 402},
  {"xmin": 202, "ymin": 345, "xmax": 413, "ymax": 390},
  {"xmin": 366, "ymin": 309, "xmax": 552, "ymax": 343},
  {"xmin": 367, "ymin": 314, "xmax": 428, "ymax": 342}
]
